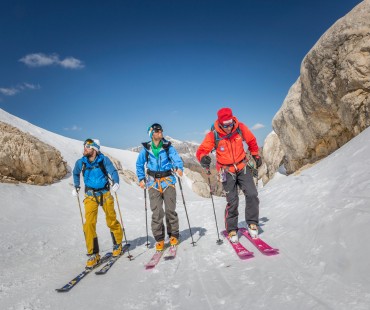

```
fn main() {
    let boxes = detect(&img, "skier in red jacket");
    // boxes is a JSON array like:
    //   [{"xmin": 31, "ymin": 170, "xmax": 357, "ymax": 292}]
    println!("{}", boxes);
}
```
[{"xmin": 196, "ymin": 107, "xmax": 262, "ymax": 242}]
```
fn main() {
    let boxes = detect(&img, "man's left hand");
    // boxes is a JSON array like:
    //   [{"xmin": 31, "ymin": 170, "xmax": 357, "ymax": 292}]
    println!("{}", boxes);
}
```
[
  {"xmin": 111, "ymin": 183, "xmax": 120, "ymax": 192},
  {"xmin": 252, "ymin": 155, "xmax": 262, "ymax": 168}
]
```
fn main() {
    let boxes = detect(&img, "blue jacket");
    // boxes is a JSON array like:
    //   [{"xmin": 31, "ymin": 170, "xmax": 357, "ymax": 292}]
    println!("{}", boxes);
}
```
[
  {"xmin": 136, "ymin": 139, "xmax": 183, "ymax": 190},
  {"xmin": 73, "ymin": 153, "xmax": 119, "ymax": 194}
]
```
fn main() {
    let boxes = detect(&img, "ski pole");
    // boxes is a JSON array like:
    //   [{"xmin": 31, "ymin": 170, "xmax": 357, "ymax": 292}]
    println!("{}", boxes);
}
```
[
  {"xmin": 144, "ymin": 188, "xmax": 150, "ymax": 247},
  {"xmin": 205, "ymin": 168, "xmax": 223, "ymax": 245},
  {"xmin": 75, "ymin": 192, "xmax": 85, "ymax": 232},
  {"xmin": 114, "ymin": 192, "xmax": 133, "ymax": 260},
  {"xmin": 176, "ymin": 175, "xmax": 196, "ymax": 246}
]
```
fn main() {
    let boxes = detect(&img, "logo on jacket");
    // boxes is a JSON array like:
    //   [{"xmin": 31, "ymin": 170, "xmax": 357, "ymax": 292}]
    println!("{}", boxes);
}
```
[{"xmin": 220, "ymin": 146, "xmax": 225, "ymax": 151}]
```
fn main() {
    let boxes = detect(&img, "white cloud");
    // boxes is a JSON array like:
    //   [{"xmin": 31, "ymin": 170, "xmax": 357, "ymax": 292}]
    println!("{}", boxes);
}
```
[
  {"xmin": 0, "ymin": 83, "xmax": 40, "ymax": 96},
  {"xmin": 0, "ymin": 87, "xmax": 19, "ymax": 96},
  {"xmin": 19, "ymin": 53, "xmax": 84, "ymax": 69},
  {"xmin": 251, "ymin": 123, "xmax": 265, "ymax": 130},
  {"xmin": 22, "ymin": 83, "xmax": 41, "ymax": 90},
  {"xmin": 63, "ymin": 125, "xmax": 82, "ymax": 131},
  {"xmin": 59, "ymin": 57, "xmax": 84, "ymax": 69}
]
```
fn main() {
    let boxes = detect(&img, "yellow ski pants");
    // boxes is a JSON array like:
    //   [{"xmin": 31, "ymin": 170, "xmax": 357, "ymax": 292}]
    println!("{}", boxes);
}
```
[{"xmin": 83, "ymin": 191, "xmax": 123, "ymax": 255}]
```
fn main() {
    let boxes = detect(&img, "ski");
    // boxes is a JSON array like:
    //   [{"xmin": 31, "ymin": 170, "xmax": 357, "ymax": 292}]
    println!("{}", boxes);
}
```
[
  {"xmin": 55, "ymin": 252, "xmax": 112, "ymax": 292},
  {"xmin": 239, "ymin": 227, "xmax": 279, "ymax": 255},
  {"xmin": 145, "ymin": 250, "xmax": 165, "ymax": 269},
  {"xmin": 222, "ymin": 230, "xmax": 254, "ymax": 259},
  {"xmin": 164, "ymin": 245, "xmax": 177, "ymax": 260},
  {"xmin": 95, "ymin": 243, "xmax": 131, "ymax": 275}
]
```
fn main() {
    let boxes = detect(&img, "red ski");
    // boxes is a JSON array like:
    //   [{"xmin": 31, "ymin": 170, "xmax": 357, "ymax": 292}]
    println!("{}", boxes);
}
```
[
  {"xmin": 145, "ymin": 251, "xmax": 164, "ymax": 269},
  {"xmin": 239, "ymin": 227, "xmax": 279, "ymax": 256},
  {"xmin": 222, "ymin": 230, "xmax": 254, "ymax": 259},
  {"xmin": 164, "ymin": 245, "xmax": 177, "ymax": 260}
]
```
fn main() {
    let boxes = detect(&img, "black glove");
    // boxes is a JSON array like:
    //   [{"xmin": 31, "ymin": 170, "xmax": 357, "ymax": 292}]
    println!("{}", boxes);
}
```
[
  {"xmin": 252, "ymin": 155, "xmax": 262, "ymax": 168},
  {"xmin": 200, "ymin": 155, "xmax": 211, "ymax": 169}
]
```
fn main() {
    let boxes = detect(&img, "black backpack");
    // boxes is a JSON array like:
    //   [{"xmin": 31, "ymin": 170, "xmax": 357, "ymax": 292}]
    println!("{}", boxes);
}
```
[{"xmin": 142, "ymin": 140, "xmax": 172, "ymax": 164}]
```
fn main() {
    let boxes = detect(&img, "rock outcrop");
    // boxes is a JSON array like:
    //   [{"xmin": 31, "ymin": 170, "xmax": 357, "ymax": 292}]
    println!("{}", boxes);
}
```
[
  {"xmin": 260, "ymin": 131, "xmax": 285, "ymax": 184},
  {"xmin": 272, "ymin": 1, "xmax": 370, "ymax": 174},
  {"xmin": 104, "ymin": 153, "xmax": 139, "ymax": 185},
  {"xmin": 0, "ymin": 121, "xmax": 68, "ymax": 185},
  {"xmin": 184, "ymin": 168, "xmax": 211, "ymax": 198}
]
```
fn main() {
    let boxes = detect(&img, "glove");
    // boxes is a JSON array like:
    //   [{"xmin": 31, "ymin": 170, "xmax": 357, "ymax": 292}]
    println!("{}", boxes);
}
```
[
  {"xmin": 139, "ymin": 179, "xmax": 146, "ymax": 189},
  {"xmin": 200, "ymin": 155, "xmax": 211, "ymax": 169},
  {"xmin": 176, "ymin": 169, "xmax": 183, "ymax": 177},
  {"xmin": 72, "ymin": 186, "xmax": 80, "ymax": 197},
  {"xmin": 252, "ymin": 155, "xmax": 262, "ymax": 168},
  {"xmin": 111, "ymin": 183, "xmax": 120, "ymax": 192}
]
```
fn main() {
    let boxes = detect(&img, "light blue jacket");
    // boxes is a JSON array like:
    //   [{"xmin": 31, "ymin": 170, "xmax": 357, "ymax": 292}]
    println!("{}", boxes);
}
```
[
  {"xmin": 73, "ymin": 153, "xmax": 119, "ymax": 194},
  {"xmin": 136, "ymin": 139, "xmax": 183, "ymax": 190}
]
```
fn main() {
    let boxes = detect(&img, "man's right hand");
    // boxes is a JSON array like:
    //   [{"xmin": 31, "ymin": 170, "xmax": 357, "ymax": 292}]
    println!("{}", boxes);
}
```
[
  {"xmin": 139, "ymin": 180, "xmax": 146, "ymax": 189},
  {"xmin": 72, "ymin": 186, "xmax": 80, "ymax": 197},
  {"xmin": 200, "ymin": 155, "xmax": 211, "ymax": 169}
]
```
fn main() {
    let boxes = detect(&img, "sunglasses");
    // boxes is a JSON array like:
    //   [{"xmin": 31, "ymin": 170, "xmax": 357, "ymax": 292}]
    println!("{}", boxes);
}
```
[
  {"xmin": 153, "ymin": 129, "xmax": 163, "ymax": 133},
  {"xmin": 84, "ymin": 144, "xmax": 93, "ymax": 149}
]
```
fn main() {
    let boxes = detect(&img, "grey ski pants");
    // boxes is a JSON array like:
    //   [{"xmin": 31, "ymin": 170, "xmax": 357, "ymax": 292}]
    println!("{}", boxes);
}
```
[
  {"xmin": 148, "ymin": 186, "xmax": 179, "ymax": 241},
  {"xmin": 222, "ymin": 166, "xmax": 259, "ymax": 232}
]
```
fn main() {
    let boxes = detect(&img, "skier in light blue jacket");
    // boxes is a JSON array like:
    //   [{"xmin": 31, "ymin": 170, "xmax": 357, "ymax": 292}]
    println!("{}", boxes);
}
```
[{"xmin": 136, "ymin": 123, "xmax": 183, "ymax": 251}]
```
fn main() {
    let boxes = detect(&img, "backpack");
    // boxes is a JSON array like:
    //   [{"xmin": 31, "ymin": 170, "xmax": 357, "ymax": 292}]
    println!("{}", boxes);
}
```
[
  {"xmin": 211, "ymin": 124, "xmax": 244, "ymax": 151},
  {"xmin": 142, "ymin": 140, "xmax": 172, "ymax": 164},
  {"xmin": 81, "ymin": 159, "xmax": 112, "ymax": 185}
]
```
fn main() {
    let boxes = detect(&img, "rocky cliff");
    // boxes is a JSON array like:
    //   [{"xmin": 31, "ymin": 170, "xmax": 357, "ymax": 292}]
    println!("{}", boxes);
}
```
[
  {"xmin": 271, "ymin": 0, "xmax": 370, "ymax": 174},
  {"xmin": 0, "ymin": 121, "xmax": 68, "ymax": 185}
]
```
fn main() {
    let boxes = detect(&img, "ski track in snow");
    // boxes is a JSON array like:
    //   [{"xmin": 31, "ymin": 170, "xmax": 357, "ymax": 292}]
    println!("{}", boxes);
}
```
[{"xmin": 1, "ymin": 108, "xmax": 370, "ymax": 309}]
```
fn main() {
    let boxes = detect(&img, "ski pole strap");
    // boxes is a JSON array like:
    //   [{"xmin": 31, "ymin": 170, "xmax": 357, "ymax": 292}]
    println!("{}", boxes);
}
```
[{"xmin": 147, "ymin": 169, "xmax": 173, "ymax": 179}]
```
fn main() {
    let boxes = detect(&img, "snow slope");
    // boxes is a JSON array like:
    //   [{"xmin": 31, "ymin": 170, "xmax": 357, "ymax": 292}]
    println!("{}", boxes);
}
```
[{"xmin": 1, "ymin": 108, "xmax": 370, "ymax": 310}]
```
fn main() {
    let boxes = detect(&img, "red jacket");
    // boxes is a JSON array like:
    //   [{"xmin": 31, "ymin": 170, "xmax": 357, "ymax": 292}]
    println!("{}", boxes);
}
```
[{"xmin": 196, "ymin": 117, "xmax": 259, "ymax": 173}]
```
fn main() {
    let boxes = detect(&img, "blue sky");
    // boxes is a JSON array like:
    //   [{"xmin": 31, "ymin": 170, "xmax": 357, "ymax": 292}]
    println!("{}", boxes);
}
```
[{"xmin": 0, "ymin": 0, "xmax": 363, "ymax": 149}]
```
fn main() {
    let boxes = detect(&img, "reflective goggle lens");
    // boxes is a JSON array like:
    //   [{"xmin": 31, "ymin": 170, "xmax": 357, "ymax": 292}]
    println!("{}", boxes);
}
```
[
  {"xmin": 220, "ymin": 122, "xmax": 234, "ymax": 129},
  {"xmin": 84, "ymin": 138, "xmax": 94, "ymax": 146}
]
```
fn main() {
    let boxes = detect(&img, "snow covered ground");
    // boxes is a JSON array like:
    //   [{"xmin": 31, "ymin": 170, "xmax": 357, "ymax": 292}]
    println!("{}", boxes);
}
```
[{"xmin": 1, "ymin": 108, "xmax": 370, "ymax": 310}]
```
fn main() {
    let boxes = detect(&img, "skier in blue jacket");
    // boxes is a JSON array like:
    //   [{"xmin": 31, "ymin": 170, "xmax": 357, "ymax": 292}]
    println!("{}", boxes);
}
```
[
  {"xmin": 72, "ymin": 138, "xmax": 123, "ymax": 268},
  {"xmin": 136, "ymin": 123, "xmax": 183, "ymax": 251}
]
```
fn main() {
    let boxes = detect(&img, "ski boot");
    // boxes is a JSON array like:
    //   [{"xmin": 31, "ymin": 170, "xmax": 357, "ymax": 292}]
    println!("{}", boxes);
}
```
[
  {"xmin": 86, "ymin": 253, "xmax": 100, "ymax": 269},
  {"xmin": 248, "ymin": 223, "xmax": 259, "ymax": 239},
  {"xmin": 112, "ymin": 244, "xmax": 122, "ymax": 257},
  {"xmin": 155, "ymin": 240, "xmax": 165, "ymax": 252},
  {"xmin": 228, "ymin": 230, "xmax": 238, "ymax": 243},
  {"xmin": 169, "ymin": 236, "xmax": 179, "ymax": 246}
]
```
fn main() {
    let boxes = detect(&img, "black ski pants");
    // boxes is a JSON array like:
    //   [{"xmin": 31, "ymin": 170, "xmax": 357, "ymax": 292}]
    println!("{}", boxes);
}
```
[{"xmin": 222, "ymin": 166, "xmax": 259, "ymax": 233}]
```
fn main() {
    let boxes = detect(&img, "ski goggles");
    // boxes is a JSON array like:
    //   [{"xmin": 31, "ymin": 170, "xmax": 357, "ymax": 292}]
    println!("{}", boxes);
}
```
[
  {"xmin": 219, "ymin": 121, "xmax": 234, "ymax": 129},
  {"xmin": 152, "ymin": 123, "xmax": 163, "ymax": 132},
  {"xmin": 84, "ymin": 138, "xmax": 94, "ymax": 146},
  {"xmin": 84, "ymin": 138, "xmax": 99, "ymax": 150}
]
